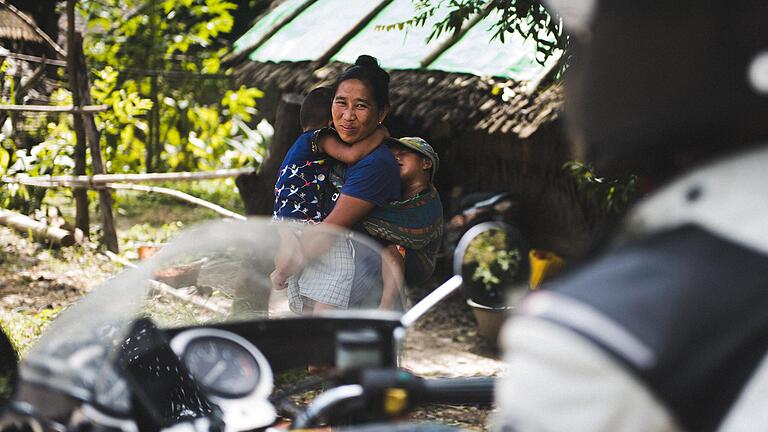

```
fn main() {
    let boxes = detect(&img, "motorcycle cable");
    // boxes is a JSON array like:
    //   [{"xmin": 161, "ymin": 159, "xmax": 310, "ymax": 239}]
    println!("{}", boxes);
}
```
[{"xmin": 268, "ymin": 372, "xmax": 340, "ymax": 419}]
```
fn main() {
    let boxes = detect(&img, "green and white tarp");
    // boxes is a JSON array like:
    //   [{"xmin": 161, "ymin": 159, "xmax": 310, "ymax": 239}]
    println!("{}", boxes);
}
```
[{"xmin": 233, "ymin": 0, "xmax": 561, "ymax": 81}]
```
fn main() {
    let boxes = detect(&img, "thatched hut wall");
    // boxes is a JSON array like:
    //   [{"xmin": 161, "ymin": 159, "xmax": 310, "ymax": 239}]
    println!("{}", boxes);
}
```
[{"xmin": 429, "ymin": 120, "xmax": 591, "ymax": 258}]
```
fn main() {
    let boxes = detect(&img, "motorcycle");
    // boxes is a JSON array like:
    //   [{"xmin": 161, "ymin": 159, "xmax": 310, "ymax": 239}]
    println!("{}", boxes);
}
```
[{"xmin": 0, "ymin": 218, "xmax": 519, "ymax": 431}]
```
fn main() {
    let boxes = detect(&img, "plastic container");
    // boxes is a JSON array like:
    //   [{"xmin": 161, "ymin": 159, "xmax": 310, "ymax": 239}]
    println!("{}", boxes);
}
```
[{"xmin": 528, "ymin": 249, "xmax": 565, "ymax": 289}]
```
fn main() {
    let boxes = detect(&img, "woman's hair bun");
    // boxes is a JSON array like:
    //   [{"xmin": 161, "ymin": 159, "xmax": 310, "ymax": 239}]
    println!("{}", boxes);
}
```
[
  {"xmin": 354, "ymin": 55, "xmax": 389, "ymax": 86},
  {"xmin": 334, "ymin": 54, "xmax": 391, "ymax": 107},
  {"xmin": 355, "ymin": 55, "xmax": 379, "ymax": 69}
]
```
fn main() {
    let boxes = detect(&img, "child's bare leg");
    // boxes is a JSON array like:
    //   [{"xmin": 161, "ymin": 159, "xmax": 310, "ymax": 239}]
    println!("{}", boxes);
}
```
[
  {"xmin": 312, "ymin": 301, "xmax": 339, "ymax": 315},
  {"xmin": 380, "ymin": 244, "xmax": 405, "ymax": 310},
  {"xmin": 271, "ymin": 227, "xmax": 304, "ymax": 290}
]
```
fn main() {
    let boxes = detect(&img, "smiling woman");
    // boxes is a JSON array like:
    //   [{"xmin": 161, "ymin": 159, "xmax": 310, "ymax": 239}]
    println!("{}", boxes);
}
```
[
  {"xmin": 332, "ymin": 79, "xmax": 387, "ymax": 143},
  {"xmin": 274, "ymin": 55, "xmax": 401, "ymax": 315},
  {"xmin": 330, "ymin": 55, "xmax": 390, "ymax": 145}
]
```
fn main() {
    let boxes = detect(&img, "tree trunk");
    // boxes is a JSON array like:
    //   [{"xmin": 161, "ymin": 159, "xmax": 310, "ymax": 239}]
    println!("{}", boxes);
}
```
[
  {"xmin": 73, "ymin": 33, "xmax": 119, "ymax": 253},
  {"xmin": 67, "ymin": 0, "xmax": 89, "ymax": 236},
  {"xmin": 146, "ymin": 0, "xmax": 159, "ymax": 172},
  {"xmin": 147, "ymin": 75, "xmax": 158, "ymax": 172},
  {"xmin": 237, "ymin": 93, "xmax": 303, "ymax": 215}
]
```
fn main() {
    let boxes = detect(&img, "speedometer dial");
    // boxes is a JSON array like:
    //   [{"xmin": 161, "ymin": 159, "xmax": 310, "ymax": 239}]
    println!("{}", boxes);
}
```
[
  {"xmin": 182, "ymin": 337, "xmax": 260, "ymax": 398},
  {"xmin": 170, "ymin": 328, "xmax": 277, "ymax": 431}
]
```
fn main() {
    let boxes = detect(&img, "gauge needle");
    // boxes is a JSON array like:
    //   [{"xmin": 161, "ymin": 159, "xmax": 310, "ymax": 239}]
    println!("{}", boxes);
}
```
[{"xmin": 203, "ymin": 360, "xmax": 227, "ymax": 385}]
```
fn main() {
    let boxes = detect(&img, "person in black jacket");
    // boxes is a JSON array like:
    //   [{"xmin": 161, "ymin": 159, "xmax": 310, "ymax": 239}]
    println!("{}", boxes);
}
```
[{"xmin": 494, "ymin": 1, "xmax": 768, "ymax": 431}]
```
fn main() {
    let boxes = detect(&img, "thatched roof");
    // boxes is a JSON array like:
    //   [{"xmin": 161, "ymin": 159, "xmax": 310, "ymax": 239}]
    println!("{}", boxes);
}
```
[
  {"xmin": 236, "ymin": 60, "xmax": 563, "ymax": 139},
  {"xmin": 231, "ymin": 0, "xmax": 565, "ymax": 139},
  {"xmin": 0, "ymin": 9, "xmax": 42, "ymax": 43}
]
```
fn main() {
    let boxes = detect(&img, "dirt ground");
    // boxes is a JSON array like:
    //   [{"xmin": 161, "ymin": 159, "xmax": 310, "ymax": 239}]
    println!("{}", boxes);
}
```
[
  {"xmin": 0, "ymin": 226, "xmax": 503, "ymax": 430},
  {"xmin": 404, "ymin": 294, "xmax": 504, "ymax": 430}
]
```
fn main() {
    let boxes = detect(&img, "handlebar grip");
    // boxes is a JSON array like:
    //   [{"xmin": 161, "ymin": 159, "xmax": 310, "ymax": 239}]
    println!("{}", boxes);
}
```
[{"xmin": 420, "ymin": 377, "xmax": 495, "ymax": 405}]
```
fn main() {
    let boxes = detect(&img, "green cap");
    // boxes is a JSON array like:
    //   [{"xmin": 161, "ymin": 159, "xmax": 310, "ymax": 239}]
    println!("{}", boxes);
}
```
[{"xmin": 387, "ymin": 136, "xmax": 439, "ymax": 182}]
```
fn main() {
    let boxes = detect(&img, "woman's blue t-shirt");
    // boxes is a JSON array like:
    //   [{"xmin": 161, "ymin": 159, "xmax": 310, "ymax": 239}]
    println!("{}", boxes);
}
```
[
  {"xmin": 329, "ymin": 144, "xmax": 399, "ymax": 307},
  {"xmin": 338, "ymin": 144, "xmax": 400, "ymax": 206}
]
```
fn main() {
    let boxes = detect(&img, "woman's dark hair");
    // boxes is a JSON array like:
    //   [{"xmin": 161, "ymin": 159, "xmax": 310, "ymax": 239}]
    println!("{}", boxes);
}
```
[{"xmin": 333, "ymin": 55, "xmax": 390, "ymax": 108}]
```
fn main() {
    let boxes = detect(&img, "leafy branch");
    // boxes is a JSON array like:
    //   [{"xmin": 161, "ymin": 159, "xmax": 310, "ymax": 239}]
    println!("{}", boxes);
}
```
[
  {"xmin": 463, "ymin": 230, "xmax": 521, "ymax": 291},
  {"xmin": 376, "ymin": 0, "xmax": 568, "ymax": 66},
  {"xmin": 563, "ymin": 161, "xmax": 638, "ymax": 216}
]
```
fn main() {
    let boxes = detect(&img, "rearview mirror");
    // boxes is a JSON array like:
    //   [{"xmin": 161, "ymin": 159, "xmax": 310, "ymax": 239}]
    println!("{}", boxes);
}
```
[
  {"xmin": 453, "ymin": 222, "xmax": 529, "ymax": 340},
  {"xmin": 0, "ymin": 327, "xmax": 18, "ymax": 416},
  {"xmin": 454, "ymin": 222, "xmax": 529, "ymax": 307},
  {"xmin": 400, "ymin": 222, "xmax": 530, "ymax": 331}
]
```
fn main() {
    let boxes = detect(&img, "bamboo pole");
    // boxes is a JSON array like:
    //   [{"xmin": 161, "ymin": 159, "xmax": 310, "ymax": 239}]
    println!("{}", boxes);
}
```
[
  {"xmin": 0, "ymin": 167, "xmax": 255, "ymax": 186},
  {"xmin": 0, "ymin": 0, "xmax": 67, "ymax": 58},
  {"xmin": 105, "ymin": 183, "xmax": 246, "ymax": 220},
  {"xmin": 3, "ymin": 177, "xmax": 246, "ymax": 220},
  {"xmin": 221, "ymin": 0, "xmax": 319, "ymax": 68},
  {"xmin": 419, "ymin": 5, "xmax": 492, "ymax": 68},
  {"xmin": 0, "ymin": 50, "xmax": 68, "ymax": 66},
  {"xmin": 0, "ymin": 104, "xmax": 108, "ymax": 113},
  {"xmin": 0, "ymin": 209, "xmax": 75, "ymax": 246},
  {"xmin": 314, "ymin": 0, "xmax": 394, "ymax": 67}
]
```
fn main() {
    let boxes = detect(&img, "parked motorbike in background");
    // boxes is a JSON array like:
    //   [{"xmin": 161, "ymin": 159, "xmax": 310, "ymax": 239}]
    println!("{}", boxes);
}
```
[{"xmin": 0, "ymin": 218, "xmax": 520, "ymax": 431}]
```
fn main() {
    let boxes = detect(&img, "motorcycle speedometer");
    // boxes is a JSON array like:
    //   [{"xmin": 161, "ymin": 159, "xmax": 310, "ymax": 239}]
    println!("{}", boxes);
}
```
[
  {"xmin": 169, "ymin": 328, "xmax": 277, "ymax": 431},
  {"xmin": 182, "ymin": 336, "xmax": 260, "ymax": 398}
]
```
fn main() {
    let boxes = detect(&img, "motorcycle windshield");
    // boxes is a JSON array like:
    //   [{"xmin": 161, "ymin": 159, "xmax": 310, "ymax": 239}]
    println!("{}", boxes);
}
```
[{"xmin": 21, "ymin": 218, "xmax": 398, "ymax": 403}]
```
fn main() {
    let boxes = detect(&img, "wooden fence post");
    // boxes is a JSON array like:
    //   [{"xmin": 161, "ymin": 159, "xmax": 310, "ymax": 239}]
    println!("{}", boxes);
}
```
[
  {"xmin": 73, "ymin": 33, "xmax": 119, "ymax": 253},
  {"xmin": 67, "ymin": 0, "xmax": 89, "ymax": 237}
]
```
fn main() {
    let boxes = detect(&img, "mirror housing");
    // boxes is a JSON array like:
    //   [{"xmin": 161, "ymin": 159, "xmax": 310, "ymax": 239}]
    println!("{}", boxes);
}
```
[
  {"xmin": 0, "ymin": 326, "xmax": 18, "ymax": 418},
  {"xmin": 453, "ymin": 222, "xmax": 529, "ymax": 308}
]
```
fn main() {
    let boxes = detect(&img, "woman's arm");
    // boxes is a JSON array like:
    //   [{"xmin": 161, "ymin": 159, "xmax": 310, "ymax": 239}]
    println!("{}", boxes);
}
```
[
  {"xmin": 319, "ymin": 126, "xmax": 389, "ymax": 164},
  {"xmin": 302, "ymin": 194, "xmax": 375, "ymax": 259},
  {"xmin": 270, "ymin": 194, "xmax": 375, "ymax": 289}
]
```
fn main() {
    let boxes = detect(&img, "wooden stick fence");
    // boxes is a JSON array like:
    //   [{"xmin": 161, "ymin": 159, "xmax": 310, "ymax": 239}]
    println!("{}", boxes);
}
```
[
  {"xmin": 1, "ymin": 168, "xmax": 254, "ymax": 187},
  {"xmin": 0, "ymin": 104, "xmax": 109, "ymax": 113},
  {"xmin": 106, "ymin": 183, "xmax": 246, "ymax": 220},
  {"xmin": 0, "ymin": 1, "xmax": 256, "ymax": 252},
  {"xmin": 2, "ymin": 170, "xmax": 250, "ymax": 221}
]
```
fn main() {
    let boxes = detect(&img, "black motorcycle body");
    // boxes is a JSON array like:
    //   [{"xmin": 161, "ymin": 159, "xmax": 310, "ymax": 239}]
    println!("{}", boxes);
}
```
[{"xmin": 0, "ymin": 219, "xmax": 502, "ymax": 431}]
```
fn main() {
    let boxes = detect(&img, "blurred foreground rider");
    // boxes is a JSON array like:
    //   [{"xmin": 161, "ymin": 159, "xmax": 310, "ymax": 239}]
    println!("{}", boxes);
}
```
[{"xmin": 494, "ymin": 1, "xmax": 768, "ymax": 431}]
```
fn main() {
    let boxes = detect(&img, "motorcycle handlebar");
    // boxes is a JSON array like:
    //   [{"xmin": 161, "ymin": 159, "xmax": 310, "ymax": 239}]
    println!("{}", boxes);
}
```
[
  {"xmin": 420, "ymin": 377, "xmax": 495, "ymax": 405},
  {"xmin": 292, "ymin": 370, "xmax": 495, "ymax": 428}
]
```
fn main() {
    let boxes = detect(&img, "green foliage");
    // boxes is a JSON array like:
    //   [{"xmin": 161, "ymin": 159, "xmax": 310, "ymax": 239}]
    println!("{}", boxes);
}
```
[
  {"xmin": 1, "ymin": 307, "xmax": 62, "ymax": 356},
  {"xmin": 78, "ymin": 0, "xmax": 264, "ymax": 173},
  {"xmin": 464, "ymin": 230, "xmax": 521, "ymax": 287},
  {"xmin": 378, "ymin": 0, "xmax": 567, "ymax": 66},
  {"xmin": 1, "ymin": 0, "xmax": 266, "ymax": 214},
  {"xmin": 462, "ymin": 230, "xmax": 522, "ymax": 306},
  {"xmin": 563, "ymin": 161, "xmax": 638, "ymax": 216}
]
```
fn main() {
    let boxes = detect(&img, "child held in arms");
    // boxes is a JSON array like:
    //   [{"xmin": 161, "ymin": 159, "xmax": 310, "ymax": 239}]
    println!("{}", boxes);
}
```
[
  {"xmin": 312, "ymin": 134, "xmax": 443, "ymax": 311},
  {"xmin": 360, "ymin": 137, "xmax": 442, "ymax": 309}
]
